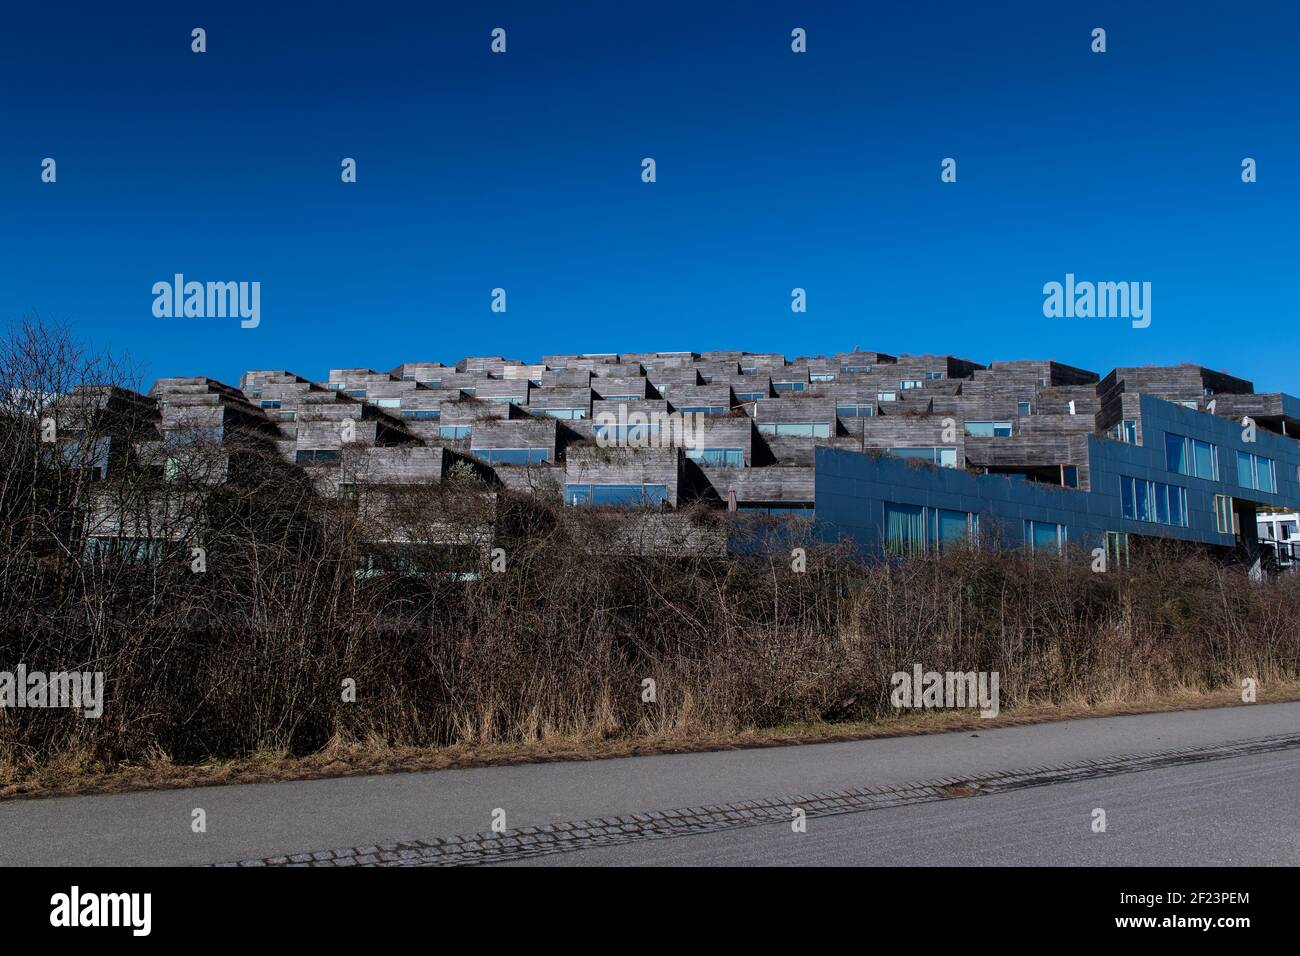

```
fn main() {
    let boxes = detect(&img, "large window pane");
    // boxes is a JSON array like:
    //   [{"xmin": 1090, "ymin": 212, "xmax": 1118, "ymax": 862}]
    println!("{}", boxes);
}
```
[
  {"xmin": 482, "ymin": 448, "xmax": 546, "ymax": 465},
  {"xmin": 570, "ymin": 483, "xmax": 669, "ymax": 507},
  {"xmin": 1193, "ymin": 440, "xmax": 1215, "ymax": 479},
  {"xmin": 936, "ymin": 509, "xmax": 972, "ymax": 549},
  {"xmin": 885, "ymin": 502, "xmax": 926, "ymax": 557},
  {"xmin": 1165, "ymin": 433, "xmax": 1187, "ymax": 475},
  {"xmin": 1031, "ymin": 521, "xmax": 1063, "ymax": 555},
  {"xmin": 1258, "ymin": 458, "xmax": 1276, "ymax": 493},
  {"xmin": 1237, "ymin": 451, "xmax": 1254, "ymax": 488}
]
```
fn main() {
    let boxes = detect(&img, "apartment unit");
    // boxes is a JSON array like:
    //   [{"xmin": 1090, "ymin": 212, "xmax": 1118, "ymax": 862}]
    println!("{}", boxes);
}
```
[{"xmin": 63, "ymin": 350, "xmax": 1300, "ymax": 571}]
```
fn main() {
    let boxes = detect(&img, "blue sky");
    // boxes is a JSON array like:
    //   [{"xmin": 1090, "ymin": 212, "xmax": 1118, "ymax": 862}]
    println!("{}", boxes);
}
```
[{"xmin": 2, "ymin": 1, "xmax": 1297, "ymax": 391}]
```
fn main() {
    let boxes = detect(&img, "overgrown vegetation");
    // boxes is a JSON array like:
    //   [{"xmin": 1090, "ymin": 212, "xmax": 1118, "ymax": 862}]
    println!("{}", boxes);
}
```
[{"xmin": 2, "ymin": 319, "xmax": 1296, "ymax": 786}]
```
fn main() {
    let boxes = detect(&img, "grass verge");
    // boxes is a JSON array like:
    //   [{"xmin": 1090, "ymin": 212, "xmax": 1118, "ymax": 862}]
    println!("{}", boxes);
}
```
[{"xmin": 3, "ymin": 682, "xmax": 1296, "ymax": 802}]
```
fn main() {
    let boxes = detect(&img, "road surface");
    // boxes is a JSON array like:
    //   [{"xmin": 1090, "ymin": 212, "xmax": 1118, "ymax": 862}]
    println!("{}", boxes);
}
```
[{"xmin": 1, "ymin": 702, "xmax": 1296, "ymax": 866}]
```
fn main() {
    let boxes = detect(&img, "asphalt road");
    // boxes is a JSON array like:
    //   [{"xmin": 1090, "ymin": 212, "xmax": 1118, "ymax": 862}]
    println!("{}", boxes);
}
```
[
  {"xmin": 501, "ymin": 748, "xmax": 1300, "ymax": 866},
  {"xmin": 1, "ymin": 702, "xmax": 1297, "ymax": 866}
]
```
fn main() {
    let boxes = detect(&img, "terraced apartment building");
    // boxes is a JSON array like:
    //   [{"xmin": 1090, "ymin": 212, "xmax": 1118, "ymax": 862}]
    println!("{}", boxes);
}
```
[{"xmin": 63, "ymin": 349, "xmax": 1300, "ymax": 572}]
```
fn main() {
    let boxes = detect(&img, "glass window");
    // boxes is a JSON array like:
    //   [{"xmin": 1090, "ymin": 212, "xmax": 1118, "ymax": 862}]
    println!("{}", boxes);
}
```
[
  {"xmin": 1155, "ymin": 482, "xmax": 1169, "ymax": 524},
  {"xmin": 1236, "ymin": 451, "xmax": 1274, "ymax": 491},
  {"xmin": 593, "ymin": 422, "xmax": 659, "ymax": 442},
  {"xmin": 738, "ymin": 503, "xmax": 814, "ymax": 515},
  {"xmin": 889, "ymin": 447, "xmax": 958, "ymax": 468},
  {"xmin": 877, "ymin": 391, "xmax": 897, "ymax": 402},
  {"xmin": 965, "ymin": 421, "xmax": 1012, "ymax": 437},
  {"xmin": 566, "ymin": 483, "xmax": 669, "ymax": 507},
  {"xmin": 1193, "ymin": 440, "xmax": 1217, "ymax": 479},
  {"xmin": 1024, "ymin": 520, "xmax": 1065, "ymax": 555},
  {"xmin": 1018, "ymin": 401, "xmax": 1031, "ymax": 416},
  {"xmin": 734, "ymin": 391, "xmax": 766, "ymax": 402},
  {"xmin": 688, "ymin": 448, "xmax": 744, "ymax": 467},
  {"xmin": 1258, "ymin": 457, "xmax": 1276, "ymax": 494},
  {"xmin": 480, "ymin": 448, "xmax": 547, "ymax": 465},
  {"xmin": 884, "ymin": 502, "xmax": 926, "ymax": 557},
  {"xmin": 1108, "ymin": 420, "xmax": 1137, "ymax": 444},
  {"xmin": 676, "ymin": 405, "xmax": 726, "ymax": 415},
  {"xmin": 810, "ymin": 373, "xmax": 836, "ymax": 382},
  {"xmin": 900, "ymin": 380, "xmax": 922, "ymax": 390},
  {"xmin": 841, "ymin": 365, "xmax": 872, "ymax": 373},
  {"xmin": 772, "ymin": 381, "xmax": 807, "ymax": 393},
  {"xmin": 836, "ymin": 404, "xmax": 875, "ymax": 418},
  {"xmin": 534, "ymin": 408, "xmax": 587, "ymax": 420},
  {"xmin": 345, "ymin": 389, "xmax": 366, "ymax": 398},
  {"xmin": 1237, "ymin": 451, "xmax": 1253, "ymax": 487},
  {"xmin": 1104, "ymin": 531, "xmax": 1128, "ymax": 568},
  {"xmin": 260, "ymin": 399, "xmax": 281, "ymax": 409},
  {"xmin": 400, "ymin": 409, "xmax": 441, "ymax": 420},
  {"xmin": 295, "ymin": 449, "xmax": 340, "ymax": 464},
  {"xmin": 439, "ymin": 425, "xmax": 472, "ymax": 439},
  {"xmin": 1214, "ymin": 495, "xmax": 1234, "ymax": 534},
  {"xmin": 373, "ymin": 398, "xmax": 401, "ymax": 408},
  {"xmin": 1121, "ymin": 475, "xmax": 1188, "ymax": 526},
  {"xmin": 756, "ymin": 422, "xmax": 832, "ymax": 438},
  {"xmin": 1166, "ymin": 433, "xmax": 1218, "ymax": 480},
  {"xmin": 1165, "ymin": 433, "xmax": 1188, "ymax": 475},
  {"xmin": 936, "ymin": 509, "xmax": 976, "ymax": 550},
  {"xmin": 1061, "ymin": 465, "xmax": 1078, "ymax": 488}
]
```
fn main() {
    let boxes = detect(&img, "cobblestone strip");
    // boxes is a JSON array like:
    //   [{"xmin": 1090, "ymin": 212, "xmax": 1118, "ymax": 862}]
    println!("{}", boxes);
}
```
[{"xmin": 219, "ymin": 732, "xmax": 1300, "ymax": 867}]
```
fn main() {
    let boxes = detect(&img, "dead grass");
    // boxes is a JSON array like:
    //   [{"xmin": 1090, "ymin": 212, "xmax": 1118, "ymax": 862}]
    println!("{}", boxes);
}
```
[{"xmin": 4, "ymin": 681, "xmax": 1294, "ymax": 802}]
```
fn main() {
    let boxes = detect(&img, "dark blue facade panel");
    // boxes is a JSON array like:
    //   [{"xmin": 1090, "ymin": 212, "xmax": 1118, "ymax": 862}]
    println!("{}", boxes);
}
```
[{"xmin": 814, "ymin": 395, "xmax": 1300, "ymax": 556}]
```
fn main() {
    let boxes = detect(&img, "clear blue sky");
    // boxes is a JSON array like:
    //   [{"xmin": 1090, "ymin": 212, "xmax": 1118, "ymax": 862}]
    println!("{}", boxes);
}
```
[{"xmin": 2, "ymin": 1, "xmax": 1297, "ymax": 391}]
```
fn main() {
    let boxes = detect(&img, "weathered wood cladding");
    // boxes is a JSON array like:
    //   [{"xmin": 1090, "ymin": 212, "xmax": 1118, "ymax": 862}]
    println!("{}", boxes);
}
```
[
  {"xmin": 470, "ymin": 418, "xmax": 560, "ymax": 461},
  {"xmin": 538, "ymin": 369, "xmax": 595, "ymax": 388},
  {"xmin": 592, "ymin": 377, "xmax": 653, "ymax": 400},
  {"xmin": 859, "ymin": 416, "xmax": 969, "ymax": 465},
  {"xmin": 388, "ymin": 361, "xmax": 449, "ymax": 382},
  {"xmin": 88, "ymin": 352, "xmax": 1293, "ymax": 545},
  {"xmin": 526, "ymin": 386, "xmax": 593, "ymax": 412},
  {"xmin": 565, "ymin": 446, "xmax": 683, "ymax": 505},
  {"xmin": 701, "ymin": 464, "xmax": 815, "ymax": 504},
  {"xmin": 471, "ymin": 379, "xmax": 530, "ymax": 403},
  {"xmin": 667, "ymin": 384, "xmax": 732, "ymax": 409}
]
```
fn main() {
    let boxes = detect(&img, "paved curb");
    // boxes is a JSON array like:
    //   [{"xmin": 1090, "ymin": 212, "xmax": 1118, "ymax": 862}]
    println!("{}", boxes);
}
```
[{"xmin": 218, "ymin": 732, "xmax": 1300, "ymax": 867}]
